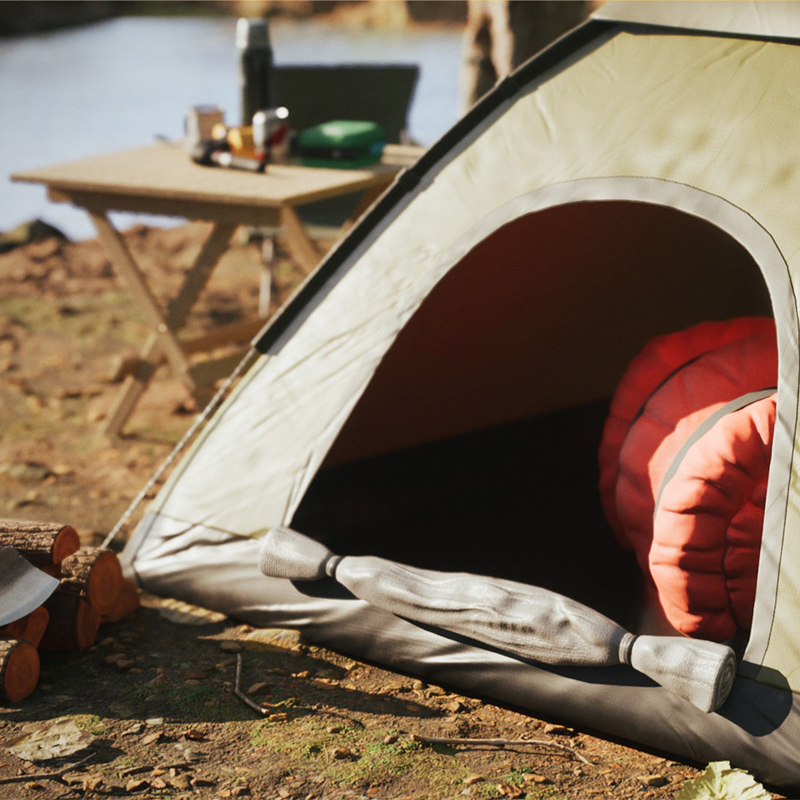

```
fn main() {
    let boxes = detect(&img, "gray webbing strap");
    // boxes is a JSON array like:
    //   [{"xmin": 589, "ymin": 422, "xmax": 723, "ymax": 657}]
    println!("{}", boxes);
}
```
[{"xmin": 653, "ymin": 387, "xmax": 777, "ymax": 520}]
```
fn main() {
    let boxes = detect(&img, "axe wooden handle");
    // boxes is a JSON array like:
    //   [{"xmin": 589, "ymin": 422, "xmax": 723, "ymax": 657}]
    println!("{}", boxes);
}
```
[{"xmin": 259, "ymin": 526, "xmax": 736, "ymax": 713}]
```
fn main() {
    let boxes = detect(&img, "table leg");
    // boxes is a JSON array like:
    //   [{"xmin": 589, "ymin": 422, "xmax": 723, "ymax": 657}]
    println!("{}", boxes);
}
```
[
  {"xmin": 342, "ymin": 184, "xmax": 386, "ymax": 232},
  {"xmin": 89, "ymin": 210, "xmax": 197, "ymax": 385},
  {"xmin": 101, "ymin": 335, "xmax": 159, "ymax": 438},
  {"xmin": 259, "ymin": 236, "xmax": 274, "ymax": 318},
  {"xmin": 280, "ymin": 206, "xmax": 323, "ymax": 275},
  {"xmin": 279, "ymin": 181, "xmax": 390, "ymax": 276},
  {"xmin": 162, "ymin": 222, "xmax": 238, "ymax": 328},
  {"xmin": 88, "ymin": 213, "xmax": 237, "ymax": 437}
]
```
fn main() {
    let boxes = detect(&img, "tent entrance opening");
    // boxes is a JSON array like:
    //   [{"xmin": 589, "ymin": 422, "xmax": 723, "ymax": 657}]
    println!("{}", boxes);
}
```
[{"xmin": 293, "ymin": 200, "xmax": 773, "ymax": 632}]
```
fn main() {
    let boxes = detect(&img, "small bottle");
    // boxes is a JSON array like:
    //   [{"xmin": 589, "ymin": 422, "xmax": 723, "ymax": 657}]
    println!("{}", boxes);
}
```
[
  {"xmin": 236, "ymin": 18, "xmax": 273, "ymax": 127},
  {"xmin": 253, "ymin": 106, "xmax": 290, "ymax": 163}
]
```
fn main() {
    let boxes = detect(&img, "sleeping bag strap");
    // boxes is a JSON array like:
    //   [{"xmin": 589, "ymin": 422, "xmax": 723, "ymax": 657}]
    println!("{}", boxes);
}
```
[
  {"xmin": 653, "ymin": 387, "xmax": 777, "ymax": 520},
  {"xmin": 325, "ymin": 555, "xmax": 343, "ymax": 578},
  {"xmin": 617, "ymin": 631, "xmax": 638, "ymax": 666}
]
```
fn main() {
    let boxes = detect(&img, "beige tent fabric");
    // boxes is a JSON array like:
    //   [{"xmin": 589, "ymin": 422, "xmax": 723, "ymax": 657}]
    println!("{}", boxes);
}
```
[
  {"xmin": 138, "ymin": 30, "xmax": 800, "ymax": 687},
  {"xmin": 595, "ymin": 1, "xmax": 800, "ymax": 39}
]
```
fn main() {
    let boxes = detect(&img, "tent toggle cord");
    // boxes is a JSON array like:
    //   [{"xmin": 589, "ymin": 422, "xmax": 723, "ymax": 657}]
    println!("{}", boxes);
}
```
[{"xmin": 100, "ymin": 347, "xmax": 259, "ymax": 550}]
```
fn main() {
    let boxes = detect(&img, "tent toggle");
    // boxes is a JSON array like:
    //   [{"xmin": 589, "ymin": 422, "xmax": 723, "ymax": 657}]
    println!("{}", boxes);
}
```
[{"xmin": 259, "ymin": 527, "xmax": 737, "ymax": 714}]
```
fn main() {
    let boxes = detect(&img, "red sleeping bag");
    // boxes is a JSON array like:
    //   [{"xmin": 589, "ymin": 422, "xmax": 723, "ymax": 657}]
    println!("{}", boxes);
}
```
[{"xmin": 598, "ymin": 318, "xmax": 777, "ymax": 642}]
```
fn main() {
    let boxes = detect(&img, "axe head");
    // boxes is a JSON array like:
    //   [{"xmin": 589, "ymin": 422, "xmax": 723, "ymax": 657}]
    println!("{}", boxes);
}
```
[{"xmin": 0, "ymin": 545, "xmax": 59, "ymax": 626}]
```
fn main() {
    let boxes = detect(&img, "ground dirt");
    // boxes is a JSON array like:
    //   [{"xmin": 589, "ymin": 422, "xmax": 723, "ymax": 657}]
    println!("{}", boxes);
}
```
[{"xmin": 0, "ymin": 224, "xmax": 786, "ymax": 799}]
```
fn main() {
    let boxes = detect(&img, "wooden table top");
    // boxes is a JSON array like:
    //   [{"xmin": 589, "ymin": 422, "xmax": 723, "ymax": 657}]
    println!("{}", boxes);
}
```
[{"xmin": 12, "ymin": 141, "xmax": 413, "ymax": 211}]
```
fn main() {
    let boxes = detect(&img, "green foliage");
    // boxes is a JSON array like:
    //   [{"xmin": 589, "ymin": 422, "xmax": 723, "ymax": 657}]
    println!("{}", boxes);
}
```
[
  {"xmin": 73, "ymin": 714, "xmax": 106, "ymax": 735},
  {"xmin": 179, "ymin": 685, "xmax": 216, "ymax": 705},
  {"xmin": 499, "ymin": 768, "xmax": 536, "ymax": 783},
  {"xmin": 0, "ymin": 293, "xmax": 144, "ymax": 345},
  {"xmin": 246, "ymin": 719, "xmax": 468, "ymax": 795},
  {"xmin": 331, "ymin": 736, "xmax": 465, "ymax": 793},
  {"xmin": 301, "ymin": 742, "xmax": 323, "ymax": 758},
  {"xmin": 248, "ymin": 721, "xmax": 273, "ymax": 750}
]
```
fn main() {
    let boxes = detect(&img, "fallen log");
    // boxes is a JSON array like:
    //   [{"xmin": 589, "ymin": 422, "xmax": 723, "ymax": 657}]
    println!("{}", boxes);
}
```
[
  {"xmin": 40, "ymin": 591, "xmax": 100, "ymax": 651},
  {"xmin": 0, "ymin": 520, "xmax": 80, "ymax": 568},
  {"xmin": 0, "ymin": 606, "xmax": 50, "ymax": 648},
  {"xmin": 101, "ymin": 577, "xmax": 141, "ymax": 624},
  {"xmin": 59, "ymin": 547, "xmax": 123, "ymax": 617},
  {"xmin": 0, "ymin": 638, "xmax": 40, "ymax": 702}
]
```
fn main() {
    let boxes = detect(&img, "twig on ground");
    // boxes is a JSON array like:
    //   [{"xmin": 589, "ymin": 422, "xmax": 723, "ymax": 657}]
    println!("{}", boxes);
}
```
[
  {"xmin": 410, "ymin": 734, "xmax": 594, "ymax": 766},
  {"xmin": 234, "ymin": 652, "xmax": 268, "ymax": 716},
  {"xmin": 0, "ymin": 753, "xmax": 95, "ymax": 785}
]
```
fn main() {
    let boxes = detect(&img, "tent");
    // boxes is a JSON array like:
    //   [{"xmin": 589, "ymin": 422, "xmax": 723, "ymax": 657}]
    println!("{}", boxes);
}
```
[{"xmin": 122, "ymin": 2, "xmax": 800, "ymax": 789}]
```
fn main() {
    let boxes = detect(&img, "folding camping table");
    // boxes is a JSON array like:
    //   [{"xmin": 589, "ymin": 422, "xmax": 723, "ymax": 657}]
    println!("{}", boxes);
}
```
[{"xmin": 13, "ymin": 142, "xmax": 418, "ymax": 437}]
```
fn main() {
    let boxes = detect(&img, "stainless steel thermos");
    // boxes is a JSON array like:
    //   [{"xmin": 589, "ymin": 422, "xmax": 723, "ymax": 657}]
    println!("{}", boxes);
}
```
[{"xmin": 236, "ymin": 18, "xmax": 273, "ymax": 126}]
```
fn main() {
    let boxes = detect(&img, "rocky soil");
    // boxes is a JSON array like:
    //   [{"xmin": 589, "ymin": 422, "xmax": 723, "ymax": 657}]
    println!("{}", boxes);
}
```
[{"xmin": 0, "ymin": 224, "xmax": 786, "ymax": 799}]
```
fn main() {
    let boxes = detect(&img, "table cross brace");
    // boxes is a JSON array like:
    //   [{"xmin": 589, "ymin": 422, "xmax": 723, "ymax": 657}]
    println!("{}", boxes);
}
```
[{"xmin": 88, "ymin": 210, "xmax": 238, "ymax": 437}]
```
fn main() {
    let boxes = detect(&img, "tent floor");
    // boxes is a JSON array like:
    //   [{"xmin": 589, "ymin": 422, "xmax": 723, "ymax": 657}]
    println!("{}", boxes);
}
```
[{"xmin": 293, "ymin": 399, "xmax": 642, "ymax": 629}]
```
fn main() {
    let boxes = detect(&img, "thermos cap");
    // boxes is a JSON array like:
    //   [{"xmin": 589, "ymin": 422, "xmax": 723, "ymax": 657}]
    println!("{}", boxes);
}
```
[{"xmin": 236, "ymin": 18, "xmax": 270, "ymax": 50}]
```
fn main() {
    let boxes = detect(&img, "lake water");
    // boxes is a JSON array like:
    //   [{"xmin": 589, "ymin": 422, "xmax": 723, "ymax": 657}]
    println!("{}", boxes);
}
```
[{"xmin": 0, "ymin": 15, "xmax": 464, "ymax": 240}]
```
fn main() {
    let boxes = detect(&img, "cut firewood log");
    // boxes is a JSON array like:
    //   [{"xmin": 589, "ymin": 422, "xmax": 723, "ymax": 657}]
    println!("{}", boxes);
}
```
[
  {"xmin": 101, "ymin": 577, "xmax": 141, "ymax": 624},
  {"xmin": 0, "ymin": 638, "xmax": 40, "ymax": 702},
  {"xmin": 40, "ymin": 591, "xmax": 100, "ymax": 651},
  {"xmin": 59, "ymin": 547, "xmax": 123, "ymax": 617},
  {"xmin": 0, "ymin": 606, "xmax": 50, "ymax": 648},
  {"xmin": 0, "ymin": 520, "xmax": 79, "ymax": 568}
]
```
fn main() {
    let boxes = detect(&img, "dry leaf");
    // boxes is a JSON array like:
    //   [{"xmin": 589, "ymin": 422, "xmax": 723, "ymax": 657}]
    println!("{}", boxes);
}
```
[
  {"xmin": 6, "ymin": 718, "xmax": 93, "ymax": 762},
  {"xmin": 677, "ymin": 761, "xmax": 771, "ymax": 800},
  {"xmin": 497, "ymin": 782, "xmax": 524, "ymax": 798}
]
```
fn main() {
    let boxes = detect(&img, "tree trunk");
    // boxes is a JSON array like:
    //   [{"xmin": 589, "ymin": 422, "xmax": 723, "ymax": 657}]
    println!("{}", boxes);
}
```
[
  {"xmin": 460, "ymin": 0, "xmax": 593, "ymax": 113},
  {"xmin": 0, "ymin": 638, "xmax": 39, "ymax": 702}
]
